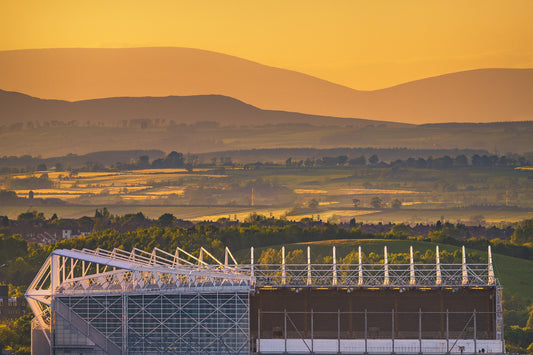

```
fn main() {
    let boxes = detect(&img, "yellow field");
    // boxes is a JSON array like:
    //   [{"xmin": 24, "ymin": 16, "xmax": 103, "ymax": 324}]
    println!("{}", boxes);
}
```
[
  {"xmin": 75, "ymin": 172, "xmax": 122, "ymax": 177},
  {"xmin": 192, "ymin": 208, "xmax": 291, "ymax": 221},
  {"xmin": 12, "ymin": 171, "xmax": 123, "ymax": 179},
  {"xmin": 24, "ymin": 193, "xmax": 83, "ymax": 199},
  {"xmin": 4, "ymin": 170, "xmax": 175, "ymax": 202},
  {"xmin": 120, "ymin": 195, "xmax": 158, "ymax": 201},
  {"xmin": 294, "ymin": 189, "xmax": 328, "ymax": 194},
  {"xmin": 143, "ymin": 188, "xmax": 185, "ymax": 196},
  {"xmin": 288, "ymin": 209, "xmax": 376, "ymax": 222},
  {"xmin": 318, "ymin": 201, "xmax": 339, "ymax": 206},
  {"xmin": 9, "ymin": 169, "xmax": 221, "ymax": 180},
  {"xmin": 3, "ymin": 167, "xmax": 530, "ymax": 226},
  {"xmin": 0, "ymin": 168, "xmax": 441, "ymax": 208},
  {"xmin": 136, "ymin": 169, "xmax": 189, "ymax": 173},
  {"xmin": 336, "ymin": 188, "xmax": 418, "ymax": 195},
  {"xmin": 401, "ymin": 201, "xmax": 423, "ymax": 206},
  {"xmin": 12, "ymin": 186, "xmax": 150, "ymax": 200},
  {"xmin": 3, "ymin": 169, "xmax": 227, "ymax": 202},
  {"xmin": 293, "ymin": 188, "xmax": 418, "ymax": 197}
]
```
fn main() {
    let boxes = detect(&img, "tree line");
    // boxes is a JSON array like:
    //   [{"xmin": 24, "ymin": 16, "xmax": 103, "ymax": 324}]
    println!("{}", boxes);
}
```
[
  {"xmin": 1, "ymin": 150, "xmax": 530, "ymax": 174},
  {"xmin": 284, "ymin": 153, "xmax": 529, "ymax": 169},
  {"xmin": 2, "ymin": 215, "xmax": 533, "ymax": 288}
]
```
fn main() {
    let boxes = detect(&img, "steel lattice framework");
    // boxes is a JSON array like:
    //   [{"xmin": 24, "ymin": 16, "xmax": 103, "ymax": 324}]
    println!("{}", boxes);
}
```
[
  {"xmin": 26, "ymin": 246, "xmax": 252, "ymax": 354},
  {"xmin": 27, "ymin": 244, "xmax": 502, "ymax": 354},
  {"xmin": 247, "ymin": 245, "xmax": 498, "ymax": 289}
]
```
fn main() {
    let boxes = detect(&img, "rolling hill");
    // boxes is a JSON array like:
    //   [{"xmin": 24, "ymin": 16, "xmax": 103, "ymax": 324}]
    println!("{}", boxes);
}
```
[
  {"xmin": 0, "ymin": 89, "xmax": 532, "ymax": 156},
  {"xmin": 1, "ymin": 48, "xmax": 532, "ymax": 124},
  {"xmin": 0, "ymin": 89, "xmax": 399, "ymax": 127}
]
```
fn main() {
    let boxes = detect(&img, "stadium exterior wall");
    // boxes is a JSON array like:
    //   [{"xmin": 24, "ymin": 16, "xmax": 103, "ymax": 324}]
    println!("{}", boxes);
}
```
[{"xmin": 26, "ymin": 245, "xmax": 504, "ymax": 354}]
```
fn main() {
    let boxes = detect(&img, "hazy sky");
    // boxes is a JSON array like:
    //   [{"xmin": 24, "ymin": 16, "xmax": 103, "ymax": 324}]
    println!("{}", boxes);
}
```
[{"xmin": 2, "ymin": 0, "xmax": 532, "ymax": 90}]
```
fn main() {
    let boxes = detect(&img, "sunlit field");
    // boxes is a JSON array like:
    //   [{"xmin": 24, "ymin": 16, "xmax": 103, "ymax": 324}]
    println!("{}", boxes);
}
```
[
  {"xmin": 190, "ymin": 208, "xmax": 290, "ymax": 222},
  {"xmin": 294, "ymin": 189, "xmax": 328, "ymax": 194},
  {"xmin": 287, "ymin": 209, "xmax": 377, "ymax": 222},
  {"xmin": 4, "ymin": 169, "xmax": 221, "ymax": 202},
  {"xmin": 1, "ymin": 165, "xmax": 531, "ymax": 224}
]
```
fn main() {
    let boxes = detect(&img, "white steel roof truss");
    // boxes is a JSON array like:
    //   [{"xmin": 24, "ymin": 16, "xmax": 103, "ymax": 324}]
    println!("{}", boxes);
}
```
[
  {"xmin": 153, "ymin": 271, "xmax": 163, "ymax": 288},
  {"xmin": 177, "ymin": 246, "xmax": 208, "ymax": 265},
  {"xmin": 467, "ymin": 265, "xmax": 487, "ymax": 285},
  {"xmin": 26, "ymin": 298, "xmax": 51, "ymax": 343},
  {"xmin": 133, "ymin": 270, "xmax": 145, "ymax": 288},
  {"xmin": 153, "ymin": 247, "xmax": 194, "ymax": 266},
  {"xmin": 225, "ymin": 246, "xmax": 238, "ymax": 266},
  {"xmin": 28, "ymin": 257, "xmax": 52, "ymax": 293}
]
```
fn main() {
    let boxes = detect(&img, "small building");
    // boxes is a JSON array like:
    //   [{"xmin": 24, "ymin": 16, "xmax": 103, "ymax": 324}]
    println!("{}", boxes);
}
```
[
  {"xmin": 61, "ymin": 229, "xmax": 72, "ymax": 239},
  {"xmin": 0, "ymin": 285, "xmax": 27, "ymax": 321}
]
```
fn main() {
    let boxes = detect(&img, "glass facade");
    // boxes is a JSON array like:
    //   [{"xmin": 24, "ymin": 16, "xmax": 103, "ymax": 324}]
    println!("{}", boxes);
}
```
[{"xmin": 52, "ymin": 292, "xmax": 249, "ymax": 354}]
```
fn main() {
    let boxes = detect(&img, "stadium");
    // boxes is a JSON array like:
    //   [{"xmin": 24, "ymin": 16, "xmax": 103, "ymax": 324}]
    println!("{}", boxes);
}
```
[{"xmin": 26, "ymin": 245, "xmax": 504, "ymax": 354}]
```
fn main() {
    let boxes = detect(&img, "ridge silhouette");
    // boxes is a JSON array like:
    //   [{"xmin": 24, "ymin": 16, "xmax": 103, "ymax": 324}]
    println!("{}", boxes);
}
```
[{"xmin": 0, "ymin": 48, "xmax": 532, "ymax": 124}]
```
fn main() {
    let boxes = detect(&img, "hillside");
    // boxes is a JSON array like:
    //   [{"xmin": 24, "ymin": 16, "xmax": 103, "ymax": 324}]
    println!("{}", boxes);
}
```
[
  {"xmin": 0, "ymin": 107, "xmax": 532, "ymax": 156},
  {"xmin": 0, "ymin": 48, "xmax": 532, "ymax": 124},
  {"xmin": 0, "ymin": 89, "xmax": 395, "ymax": 127}
]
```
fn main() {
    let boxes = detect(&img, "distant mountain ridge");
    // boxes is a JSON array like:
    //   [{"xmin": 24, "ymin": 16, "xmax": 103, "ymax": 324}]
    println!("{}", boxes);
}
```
[
  {"xmin": 0, "ymin": 90, "xmax": 531, "ymax": 156},
  {"xmin": 0, "ymin": 48, "xmax": 532, "ymax": 124},
  {"xmin": 0, "ymin": 89, "xmax": 403, "ymax": 127}
]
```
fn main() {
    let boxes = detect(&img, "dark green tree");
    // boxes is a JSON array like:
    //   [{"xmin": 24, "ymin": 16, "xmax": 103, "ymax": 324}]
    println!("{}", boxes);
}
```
[
  {"xmin": 158, "ymin": 213, "xmax": 177, "ymax": 227},
  {"xmin": 370, "ymin": 196, "xmax": 382, "ymax": 209},
  {"xmin": 349, "ymin": 155, "xmax": 366, "ymax": 166},
  {"xmin": 368, "ymin": 154, "xmax": 379, "ymax": 165},
  {"xmin": 36, "ymin": 163, "xmax": 47, "ymax": 171},
  {"xmin": 390, "ymin": 199, "xmax": 402, "ymax": 209},
  {"xmin": 511, "ymin": 219, "xmax": 533, "ymax": 244},
  {"xmin": 308, "ymin": 199, "xmax": 319, "ymax": 209},
  {"xmin": 17, "ymin": 211, "xmax": 45, "ymax": 222},
  {"xmin": 137, "ymin": 155, "xmax": 150, "ymax": 169}
]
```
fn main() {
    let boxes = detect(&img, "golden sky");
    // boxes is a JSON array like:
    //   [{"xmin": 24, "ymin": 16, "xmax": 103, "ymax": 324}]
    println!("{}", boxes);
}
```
[{"xmin": 1, "ymin": 0, "xmax": 532, "ymax": 90}]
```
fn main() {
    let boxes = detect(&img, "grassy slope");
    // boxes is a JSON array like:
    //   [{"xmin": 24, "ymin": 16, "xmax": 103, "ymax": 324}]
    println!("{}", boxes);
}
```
[{"xmin": 238, "ymin": 238, "xmax": 533, "ymax": 302}]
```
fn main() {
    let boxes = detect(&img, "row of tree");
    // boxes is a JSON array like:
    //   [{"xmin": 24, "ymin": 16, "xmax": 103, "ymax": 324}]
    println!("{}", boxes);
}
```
[
  {"xmin": 285, "ymin": 153, "xmax": 529, "ymax": 169},
  {"xmin": 1, "ymin": 151, "xmax": 531, "ymax": 174},
  {"xmin": 2, "ymin": 173, "xmax": 55, "ymax": 190}
]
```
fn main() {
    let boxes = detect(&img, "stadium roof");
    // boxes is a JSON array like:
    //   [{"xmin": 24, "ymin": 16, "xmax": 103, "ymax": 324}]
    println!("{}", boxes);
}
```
[{"xmin": 25, "ymin": 244, "xmax": 498, "ymax": 342}]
